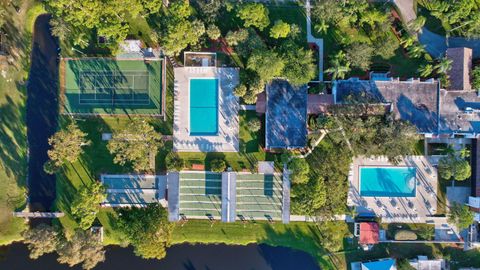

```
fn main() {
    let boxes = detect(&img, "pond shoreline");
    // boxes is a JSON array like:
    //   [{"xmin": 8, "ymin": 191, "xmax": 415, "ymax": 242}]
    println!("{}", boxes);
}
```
[{"xmin": 0, "ymin": 242, "xmax": 321, "ymax": 270}]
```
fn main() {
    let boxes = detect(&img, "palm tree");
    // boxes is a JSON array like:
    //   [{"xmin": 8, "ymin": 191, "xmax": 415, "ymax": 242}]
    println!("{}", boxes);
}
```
[
  {"xmin": 314, "ymin": 20, "xmax": 329, "ymax": 34},
  {"xmin": 407, "ymin": 16, "xmax": 426, "ymax": 33},
  {"xmin": 435, "ymin": 57, "xmax": 453, "ymax": 74},
  {"xmin": 325, "ymin": 51, "xmax": 351, "ymax": 80},
  {"xmin": 407, "ymin": 44, "xmax": 426, "ymax": 58},
  {"xmin": 400, "ymin": 36, "xmax": 416, "ymax": 48},
  {"xmin": 418, "ymin": 64, "xmax": 434, "ymax": 77}
]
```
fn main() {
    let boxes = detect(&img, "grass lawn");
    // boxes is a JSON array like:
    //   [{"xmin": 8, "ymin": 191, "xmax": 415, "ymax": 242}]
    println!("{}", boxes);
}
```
[
  {"xmin": 172, "ymin": 220, "xmax": 338, "ymax": 269},
  {"xmin": 265, "ymin": 5, "xmax": 307, "ymax": 44},
  {"xmin": 0, "ymin": 0, "xmax": 46, "ymax": 245},
  {"xmin": 178, "ymin": 111, "xmax": 278, "ymax": 172},
  {"xmin": 53, "ymin": 115, "xmax": 171, "ymax": 240},
  {"xmin": 380, "ymin": 223, "xmax": 435, "ymax": 240}
]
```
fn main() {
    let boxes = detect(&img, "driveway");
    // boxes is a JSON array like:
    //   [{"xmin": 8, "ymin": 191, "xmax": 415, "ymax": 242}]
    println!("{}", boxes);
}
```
[{"xmin": 26, "ymin": 14, "xmax": 59, "ymax": 212}]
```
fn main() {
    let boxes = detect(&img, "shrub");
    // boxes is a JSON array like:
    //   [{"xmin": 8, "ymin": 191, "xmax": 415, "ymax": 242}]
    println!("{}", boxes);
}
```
[
  {"xmin": 247, "ymin": 118, "xmax": 261, "ymax": 132},
  {"xmin": 165, "ymin": 152, "xmax": 185, "ymax": 172},
  {"xmin": 269, "ymin": 20, "xmax": 290, "ymax": 39},
  {"xmin": 234, "ymin": 84, "xmax": 247, "ymax": 97},
  {"xmin": 472, "ymin": 66, "xmax": 480, "ymax": 90},
  {"xmin": 394, "ymin": 230, "xmax": 417, "ymax": 240},
  {"xmin": 210, "ymin": 159, "xmax": 226, "ymax": 172},
  {"xmin": 289, "ymin": 158, "xmax": 310, "ymax": 184}
]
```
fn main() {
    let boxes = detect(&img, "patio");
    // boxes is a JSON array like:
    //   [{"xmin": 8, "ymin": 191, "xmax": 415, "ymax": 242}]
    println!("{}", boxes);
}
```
[
  {"xmin": 348, "ymin": 156, "xmax": 439, "ymax": 223},
  {"xmin": 173, "ymin": 67, "xmax": 240, "ymax": 152}
]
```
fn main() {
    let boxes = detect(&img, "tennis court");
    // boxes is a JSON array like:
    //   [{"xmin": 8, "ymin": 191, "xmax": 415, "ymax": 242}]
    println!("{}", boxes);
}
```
[
  {"xmin": 235, "ymin": 173, "xmax": 283, "ymax": 220},
  {"xmin": 61, "ymin": 58, "xmax": 163, "ymax": 115},
  {"xmin": 178, "ymin": 172, "xmax": 222, "ymax": 219}
]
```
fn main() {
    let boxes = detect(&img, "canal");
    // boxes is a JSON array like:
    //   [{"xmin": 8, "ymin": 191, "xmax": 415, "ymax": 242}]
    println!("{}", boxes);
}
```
[
  {"xmin": 26, "ymin": 14, "xmax": 59, "ymax": 212},
  {"xmin": 0, "ymin": 243, "xmax": 320, "ymax": 270}
]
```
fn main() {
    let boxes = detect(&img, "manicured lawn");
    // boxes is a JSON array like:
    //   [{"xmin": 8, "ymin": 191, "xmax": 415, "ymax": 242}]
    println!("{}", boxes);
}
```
[
  {"xmin": 0, "ymin": 0, "xmax": 46, "ymax": 245},
  {"xmin": 178, "ymin": 111, "xmax": 278, "ymax": 172},
  {"xmin": 53, "ymin": 115, "xmax": 171, "ymax": 240},
  {"xmin": 265, "ymin": 5, "xmax": 307, "ymax": 44}
]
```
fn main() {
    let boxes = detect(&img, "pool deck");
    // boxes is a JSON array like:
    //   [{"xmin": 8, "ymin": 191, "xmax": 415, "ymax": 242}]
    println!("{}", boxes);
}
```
[
  {"xmin": 347, "ymin": 156, "xmax": 438, "ymax": 223},
  {"xmin": 173, "ymin": 67, "xmax": 239, "ymax": 152}
]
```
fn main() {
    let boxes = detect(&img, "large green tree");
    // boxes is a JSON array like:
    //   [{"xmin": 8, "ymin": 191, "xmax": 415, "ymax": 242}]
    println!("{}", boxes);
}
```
[
  {"xmin": 71, "ymin": 181, "xmax": 106, "ymax": 230},
  {"xmin": 118, "ymin": 204, "xmax": 174, "ymax": 260},
  {"xmin": 280, "ymin": 41, "xmax": 316, "ymax": 86},
  {"xmin": 57, "ymin": 229, "xmax": 105, "ymax": 270},
  {"xmin": 270, "ymin": 20, "xmax": 290, "ymax": 39},
  {"xmin": 108, "ymin": 119, "xmax": 162, "ymax": 172},
  {"xmin": 247, "ymin": 49, "xmax": 285, "ymax": 83},
  {"xmin": 345, "ymin": 42, "xmax": 374, "ymax": 71},
  {"xmin": 448, "ymin": 202, "xmax": 474, "ymax": 230},
  {"xmin": 23, "ymin": 224, "xmax": 59, "ymax": 259},
  {"xmin": 438, "ymin": 153, "xmax": 471, "ymax": 181},
  {"xmin": 46, "ymin": 0, "xmax": 161, "ymax": 47},
  {"xmin": 236, "ymin": 3, "xmax": 270, "ymax": 30},
  {"xmin": 289, "ymin": 158, "xmax": 310, "ymax": 184},
  {"xmin": 44, "ymin": 122, "xmax": 90, "ymax": 174}
]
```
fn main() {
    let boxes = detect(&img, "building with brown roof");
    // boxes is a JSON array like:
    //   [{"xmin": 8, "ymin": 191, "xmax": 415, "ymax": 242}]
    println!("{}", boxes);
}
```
[{"xmin": 446, "ymin": 47, "xmax": 472, "ymax": 91}]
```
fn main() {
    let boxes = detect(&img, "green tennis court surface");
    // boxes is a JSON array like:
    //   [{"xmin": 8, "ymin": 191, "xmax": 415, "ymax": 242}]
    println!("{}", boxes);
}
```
[{"xmin": 62, "ymin": 58, "xmax": 162, "ymax": 115}]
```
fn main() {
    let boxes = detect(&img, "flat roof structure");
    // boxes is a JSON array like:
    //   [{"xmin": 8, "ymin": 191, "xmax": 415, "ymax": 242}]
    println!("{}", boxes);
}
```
[
  {"xmin": 334, "ymin": 78, "xmax": 440, "ymax": 134},
  {"xmin": 351, "ymin": 259, "xmax": 397, "ymax": 270},
  {"xmin": 266, "ymin": 79, "xmax": 307, "ymax": 149},
  {"xmin": 334, "ymin": 78, "xmax": 480, "ymax": 137},
  {"xmin": 173, "ymin": 67, "xmax": 240, "ymax": 152},
  {"xmin": 101, "ymin": 174, "xmax": 166, "ymax": 207},
  {"xmin": 359, "ymin": 222, "xmax": 379, "ymax": 245},
  {"xmin": 446, "ymin": 47, "xmax": 472, "ymax": 91}
]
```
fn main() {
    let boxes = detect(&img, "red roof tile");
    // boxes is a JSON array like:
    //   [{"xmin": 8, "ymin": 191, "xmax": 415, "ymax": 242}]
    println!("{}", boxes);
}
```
[{"xmin": 359, "ymin": 222, "xmax": 379, "ymax": 245}]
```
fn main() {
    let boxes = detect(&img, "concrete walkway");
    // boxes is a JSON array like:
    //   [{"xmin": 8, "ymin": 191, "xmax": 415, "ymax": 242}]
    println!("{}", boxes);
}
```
[
  {"xmin": 305, "ymin": 0, "xmax": 324, "ymax": 82},
  {"xmin": 239, "ymin": 104, "xmax": 256, "ymax": 111}
]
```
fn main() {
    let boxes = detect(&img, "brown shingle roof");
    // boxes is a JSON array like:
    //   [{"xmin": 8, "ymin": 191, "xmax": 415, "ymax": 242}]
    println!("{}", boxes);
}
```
[{"xmin": 446, "ymin": 47, "xmax": 472, "ymax": 91}]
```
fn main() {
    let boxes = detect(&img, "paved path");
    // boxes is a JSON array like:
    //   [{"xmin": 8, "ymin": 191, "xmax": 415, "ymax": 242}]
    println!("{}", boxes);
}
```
[
  {"xmin": 26, "ymin": 14, "xmax": 59, "ymax": 213},
  {"xmin": 239, "ymin": 104, "xmax": 256, "ymax": 111},
  {"xmin": 305, "ymin": 0, "xmax": 324, "ymax": 82},
  {"xmin": 392, "ymin": 0, "xmax": 417, "ymax": 23}
]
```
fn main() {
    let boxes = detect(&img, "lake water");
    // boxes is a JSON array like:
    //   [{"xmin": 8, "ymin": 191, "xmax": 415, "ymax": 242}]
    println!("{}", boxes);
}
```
[{"xmin": 0, "ymin": 243, "xmax": 320, "ymax": 270}]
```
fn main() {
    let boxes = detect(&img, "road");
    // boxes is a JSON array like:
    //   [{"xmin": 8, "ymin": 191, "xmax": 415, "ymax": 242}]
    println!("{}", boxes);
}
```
[{"xmin": 26, "ymin": 14, "xmax": 59, "ymax": 212}]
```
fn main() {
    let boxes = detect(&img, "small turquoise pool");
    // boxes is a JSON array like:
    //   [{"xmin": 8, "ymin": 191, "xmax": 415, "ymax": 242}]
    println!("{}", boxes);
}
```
[
  {"xmin": 359, "ymin": 166, "xmax": 416, "ymax": 197},
  {"xmin": 189, "ymin": 78, "xmax": 218, "ymax": 135}
]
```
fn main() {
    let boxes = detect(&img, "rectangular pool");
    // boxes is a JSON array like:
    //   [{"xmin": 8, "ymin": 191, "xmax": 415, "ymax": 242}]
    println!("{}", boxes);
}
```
[
  {"xmin": 359, "ymin": 166, "xmax": 417, "ymax": 197},
  {"xmin": 189, "ymin": 78, "xmax": 218, "ymax": 135}
]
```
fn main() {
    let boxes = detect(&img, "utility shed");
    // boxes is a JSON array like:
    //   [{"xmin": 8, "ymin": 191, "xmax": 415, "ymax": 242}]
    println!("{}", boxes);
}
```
[
  {"xmin": 446, "ymin": 47, "xmax": 472, "ymax": 90},
  {"xmin": 265, "ymin": 79, "xmax": 307, "ymax": 149}
]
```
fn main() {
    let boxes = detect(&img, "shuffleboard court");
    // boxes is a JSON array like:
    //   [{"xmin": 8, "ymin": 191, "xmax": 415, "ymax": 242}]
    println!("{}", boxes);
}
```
[{"xmin": 61, "ymin": 58, "xmax": 163, "ymax": 115}]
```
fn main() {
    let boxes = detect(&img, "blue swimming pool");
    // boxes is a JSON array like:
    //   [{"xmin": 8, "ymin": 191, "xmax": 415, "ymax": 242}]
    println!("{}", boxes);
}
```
[
  {"xmin": 359, "ymin": 166, "xmax": 417, "ymax": 197},
  {"xmin": 189, "ymin": 78, "xmax": 218, "ymax": 135}
]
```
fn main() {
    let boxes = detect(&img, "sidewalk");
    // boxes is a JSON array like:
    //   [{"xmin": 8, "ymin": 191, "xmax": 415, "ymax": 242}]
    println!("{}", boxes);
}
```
[{"xmin": 305, "ymin": 0, "xmax": 324, "ymax": 82}]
